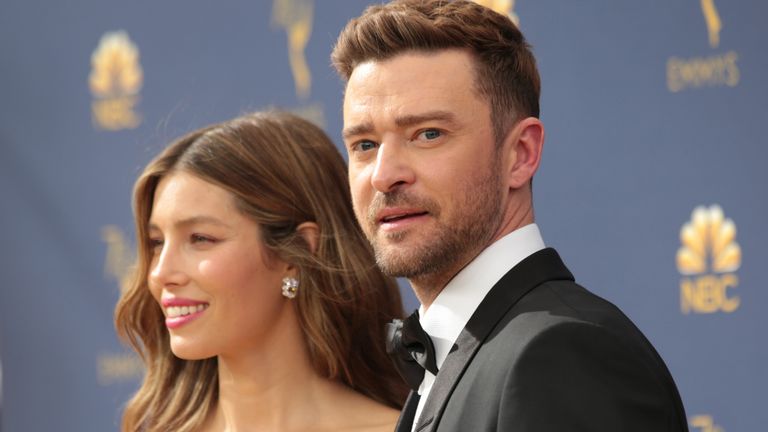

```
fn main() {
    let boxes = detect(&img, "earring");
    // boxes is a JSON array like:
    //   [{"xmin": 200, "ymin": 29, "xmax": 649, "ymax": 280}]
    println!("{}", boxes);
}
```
[{"xmin": 281, "ymin": 277, "xmax": 299, "ymax": 299}]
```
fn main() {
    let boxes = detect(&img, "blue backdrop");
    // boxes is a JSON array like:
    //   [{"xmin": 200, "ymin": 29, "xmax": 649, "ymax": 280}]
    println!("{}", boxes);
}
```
[{"xmin": 1, "ymin": 1, "xmax": 765, "ymax": 431}]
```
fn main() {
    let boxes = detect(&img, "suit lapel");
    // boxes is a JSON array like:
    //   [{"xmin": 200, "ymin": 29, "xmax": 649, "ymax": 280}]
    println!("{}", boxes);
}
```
[
  {"xmin": 413, "ymin": 248, "xmax": 574, "ymax": 431},
  {"xmin": 395, "ymin": 391, "xmax": 420, "ymax": 432}
]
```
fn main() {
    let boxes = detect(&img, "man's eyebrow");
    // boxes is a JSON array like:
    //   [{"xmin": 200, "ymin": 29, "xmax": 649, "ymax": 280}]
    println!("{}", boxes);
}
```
[
  {"xmin": 394, "ymin": 111, "xmax": 457, "ymax": 128},
  {"xmin": 342, "ymin": 111, "xmax": 457, "ymax": 139},
  {"xmin": 342, "ymin": 122, "xmax": 374, "ymax": 139},
  {"xmin": 148, "ymin": 216, "xmax": 231, "ymax": 231}
]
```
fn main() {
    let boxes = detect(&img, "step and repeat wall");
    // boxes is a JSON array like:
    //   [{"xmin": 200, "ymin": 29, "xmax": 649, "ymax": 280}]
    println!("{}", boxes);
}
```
[{"xmin": 1, "ymin": 1, "xmax": 765, "ymax": 430}]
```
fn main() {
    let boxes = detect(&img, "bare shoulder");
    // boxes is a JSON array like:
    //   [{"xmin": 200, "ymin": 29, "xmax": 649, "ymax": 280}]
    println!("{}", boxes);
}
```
[
  {"xmin": 329, "ymin": 385, "xmax": 400, "ymax": 432},
  {"xmin": 353, "ymin": 401, "xmax": 399, "ymax": 432}
]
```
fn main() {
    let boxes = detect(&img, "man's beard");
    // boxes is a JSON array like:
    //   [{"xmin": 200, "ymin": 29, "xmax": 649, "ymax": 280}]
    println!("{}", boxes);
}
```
[{"xmin": 364, "ymin": 161, "xmax": 503, "ymax": 281}]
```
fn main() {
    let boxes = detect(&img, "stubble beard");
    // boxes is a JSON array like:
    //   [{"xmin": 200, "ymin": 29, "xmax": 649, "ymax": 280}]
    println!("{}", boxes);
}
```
[{"xmin": 364, "ymin": 161, "xmax": 503, "ymax": 287}]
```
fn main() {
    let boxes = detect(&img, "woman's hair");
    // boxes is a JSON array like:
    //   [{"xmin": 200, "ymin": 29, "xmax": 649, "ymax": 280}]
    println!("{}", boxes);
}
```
[
  {"xmin": 331, "ymin": 0, "xmax": 540, "ymax": 146},
  {"xmin": 115, "ymin": 111, "xmax": 407, "ymax": 431}
]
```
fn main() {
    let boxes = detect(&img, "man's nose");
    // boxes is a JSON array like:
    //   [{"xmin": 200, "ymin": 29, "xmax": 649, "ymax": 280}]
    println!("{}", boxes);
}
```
[{"xmin": 370, "ymin": 140, "xmax": 415, "ymax": 193}]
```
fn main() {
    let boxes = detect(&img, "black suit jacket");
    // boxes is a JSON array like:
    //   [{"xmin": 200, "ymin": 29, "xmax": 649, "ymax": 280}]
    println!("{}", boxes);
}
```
[{"xmin": 397, "ymin": 248, "xmax": 688, "ymax": 432}]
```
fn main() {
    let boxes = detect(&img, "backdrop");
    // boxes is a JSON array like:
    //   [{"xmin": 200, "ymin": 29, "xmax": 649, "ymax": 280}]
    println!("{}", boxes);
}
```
[{"xmin": 1, "ymin": 1, "xmax": 765, "ymax": 431}]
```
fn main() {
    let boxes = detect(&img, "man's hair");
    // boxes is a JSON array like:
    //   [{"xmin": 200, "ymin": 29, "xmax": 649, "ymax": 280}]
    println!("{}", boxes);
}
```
[{"xmin": 332, "ymin": 0, "xmax": 540, "ymax": 144}]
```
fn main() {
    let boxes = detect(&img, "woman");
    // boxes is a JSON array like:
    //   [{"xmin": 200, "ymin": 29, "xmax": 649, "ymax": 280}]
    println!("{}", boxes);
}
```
[{"xmin": 114, "ymin": 111, "xmax": 408, "ymax": 431}]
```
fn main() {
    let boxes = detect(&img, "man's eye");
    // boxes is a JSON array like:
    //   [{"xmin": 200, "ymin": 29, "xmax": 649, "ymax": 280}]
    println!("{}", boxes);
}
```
[
  {"xmin": 419, "ymin": 129, "xmax": 441, "ymax": 140},
  {"xmin": 357, "ymin": 140, "xmax": 377, "ymax": 152}
]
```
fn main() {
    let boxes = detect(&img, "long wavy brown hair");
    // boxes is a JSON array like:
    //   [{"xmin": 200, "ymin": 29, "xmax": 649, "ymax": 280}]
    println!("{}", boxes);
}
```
[{"xmin": 115, "ymin": 111, "xmax": 407, "ymax": 432}]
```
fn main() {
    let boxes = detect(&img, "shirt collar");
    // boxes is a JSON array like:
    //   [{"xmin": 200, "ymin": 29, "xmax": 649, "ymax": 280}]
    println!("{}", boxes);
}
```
[{"xmin": 418, "ymin": 223, "xmax": 545, "ymax": 368}]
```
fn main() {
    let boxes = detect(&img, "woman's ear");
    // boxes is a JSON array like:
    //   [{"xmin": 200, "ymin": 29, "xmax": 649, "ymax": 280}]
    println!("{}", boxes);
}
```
[
  {"xmin": 296, "ymin": 221, "xmax": 320, "ymax": 255},
  {"xmin": 502, "ymin": 117, "xmax": 544, "ymax": 189}
]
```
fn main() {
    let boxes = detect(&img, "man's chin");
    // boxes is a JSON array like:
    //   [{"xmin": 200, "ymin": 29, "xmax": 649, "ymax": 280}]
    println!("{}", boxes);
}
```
[
  {"xmin": 371, "ymin": 230, "xmax": 418, "ymax": 253},
  {"xmin": 372, "ymin": 241, "xmax": 435, "ymax": 278},
  {"xmin": 375, "ymin": 259, "xmax": 419, "ymax": 279}
]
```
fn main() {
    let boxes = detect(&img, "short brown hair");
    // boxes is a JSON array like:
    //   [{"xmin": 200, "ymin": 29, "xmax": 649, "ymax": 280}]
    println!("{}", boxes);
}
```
[
  {"xmin": 332, "ymin": 0, "xmax": 540, "ymax": 144},
  {"xmin": 115, "ymin": 111, "xmax": 407, "ymax": 431}
]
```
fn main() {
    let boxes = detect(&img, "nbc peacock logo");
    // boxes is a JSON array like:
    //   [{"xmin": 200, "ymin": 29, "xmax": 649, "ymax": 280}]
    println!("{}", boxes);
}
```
[
  {"xmin": 690, "ymin": 414, "xmax": 725, "ymax": 432},
  {"xmin": 677, "ymin": 205, "xmax": 741, "ymax": 314},
  {"xmin": 89, "ymin": 30, "xmax": 143, "ymax": 130}
]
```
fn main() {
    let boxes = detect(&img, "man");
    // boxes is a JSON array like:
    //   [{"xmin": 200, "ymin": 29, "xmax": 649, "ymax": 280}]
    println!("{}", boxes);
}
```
[{"xmin": 332, "ymin": 1, "xmax": 688, "ymax": 431}]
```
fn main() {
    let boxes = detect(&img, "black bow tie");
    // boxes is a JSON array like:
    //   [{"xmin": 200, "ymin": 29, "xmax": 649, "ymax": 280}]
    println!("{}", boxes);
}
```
[{"xmin": 386, "ymin": 310, "xmax": 439, "ymax": 391}]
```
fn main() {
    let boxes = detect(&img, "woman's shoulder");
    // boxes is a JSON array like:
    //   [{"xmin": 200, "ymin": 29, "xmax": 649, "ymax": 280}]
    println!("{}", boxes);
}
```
[{"xmin": 326, "ymin": 384, "xmax": 400, "ymax": 432}]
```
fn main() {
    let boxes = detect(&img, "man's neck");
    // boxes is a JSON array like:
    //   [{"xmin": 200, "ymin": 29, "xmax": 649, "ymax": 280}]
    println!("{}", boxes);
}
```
[
  {"xmin": 411, "ymin": 208, "xmax": 535, "ymax": 310},
  {"xmin": 409, "ymin": 233, "xmax": 495, "ymax": 310}
]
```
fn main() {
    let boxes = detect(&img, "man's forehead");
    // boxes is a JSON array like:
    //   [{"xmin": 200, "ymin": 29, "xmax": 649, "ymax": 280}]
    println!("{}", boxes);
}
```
[
  {"xmin": 343, "ymin": 52, "xmax": 484, "ymax": 125},
  {"xmin": 348, "ymin": 50, "xmax": 475, "ymax": 82}
]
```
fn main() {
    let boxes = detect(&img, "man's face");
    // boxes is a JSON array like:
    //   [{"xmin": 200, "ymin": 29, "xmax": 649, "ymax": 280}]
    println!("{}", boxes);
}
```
[{"xmin": 342, "ymin": 49, "xmax": 504, "ymax": 283}]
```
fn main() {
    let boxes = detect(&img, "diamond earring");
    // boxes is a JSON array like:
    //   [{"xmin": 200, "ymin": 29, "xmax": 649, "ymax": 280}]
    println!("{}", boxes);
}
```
[{"xmin": 281, "ymin": 277, "xmax": 299, "ymax": 299}]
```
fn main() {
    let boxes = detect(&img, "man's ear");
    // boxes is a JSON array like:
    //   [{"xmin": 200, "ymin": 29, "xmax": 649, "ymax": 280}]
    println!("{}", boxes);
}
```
[
  {"xmin": 502, "ymin": 117, "xmax": 544, "ymax": 189},
  {"xmin": 296, "ymin": 221, "xmax": 320, "ymax": 255}
]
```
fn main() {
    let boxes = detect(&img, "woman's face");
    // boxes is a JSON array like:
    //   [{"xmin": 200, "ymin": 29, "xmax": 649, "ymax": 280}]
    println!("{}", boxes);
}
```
[{"xmin": 147, "ymin": 171, "xmax": 291, "ymax": 360}]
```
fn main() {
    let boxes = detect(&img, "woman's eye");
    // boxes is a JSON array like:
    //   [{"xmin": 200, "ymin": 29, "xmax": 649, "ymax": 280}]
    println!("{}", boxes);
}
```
[
  {"xmin": 191, "ymin": 234, "xmax": 215, "ymax": 244},
  {"xmin": 148, "ymin": 238, "xmax": 163, "ymax": 252}
]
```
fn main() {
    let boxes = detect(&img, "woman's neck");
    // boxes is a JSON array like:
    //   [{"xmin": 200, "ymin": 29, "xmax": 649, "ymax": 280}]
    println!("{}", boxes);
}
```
[
  {"xmin": 210, "ymin": 361, "xmax": 327, "ymax": 431},
  {"xmin": 200, "ymin": 304, "xmax": 398, "ymax": 432},
  {"xmin": 201, "ymin": 305, "xmax": 333, "ymax": 431}
]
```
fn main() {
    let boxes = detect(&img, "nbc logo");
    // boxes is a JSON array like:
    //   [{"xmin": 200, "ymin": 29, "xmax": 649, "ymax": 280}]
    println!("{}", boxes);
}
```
[
  {"xmin": 89, "ymin": 30, "xmax": 143, "ymax": 130},
  {"xmin": 677, "ymin": 205, "xmax": 741, "ymax": 314},
  {"xmin": 690, "ymin": 414, "xmax": 725, "ymax": 432}
]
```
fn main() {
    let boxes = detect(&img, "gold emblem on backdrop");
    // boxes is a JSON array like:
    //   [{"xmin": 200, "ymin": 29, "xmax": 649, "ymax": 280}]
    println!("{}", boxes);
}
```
[
  {"xmin": 667, "ymin": 1, "xmax": 739, "ymax": 92},
  {"xmin": 271, "ymin": 0, "xmax": 325, "ymax": 128},
  {"xmin": 273, "ymin": 0, "xmax": 312, "ymax": 100},
  {"xmin": 677, "ymin": 205, "xmax": 741, "ymax": 314},
  {"xmin": 102, "ymin": 225, "xmax": 135, "ymax": 294},
  {"xmin": 690, "ymin": 414, "xmax": 725, "ymax": 432},
  {"xmin": 701, "ymin": 0, "xmax": 722, "ymax": 48},
  {"xmin": 472, "ymin": 0, "xmax": 519, "ymax": 26},
  {"xmin": 99, "ymin": 226, "xmax": 143, "ymax": 385},
  {"xmin": 90, "ymin": 31, "xmax": 143, "ymax": 130},
  {"xmin": 97, "ymin": 352, "xmax": 144, "ymax": 385}
]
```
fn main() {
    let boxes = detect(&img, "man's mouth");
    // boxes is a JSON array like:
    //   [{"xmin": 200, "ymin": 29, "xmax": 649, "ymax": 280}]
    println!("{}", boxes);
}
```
[{"xmin": 380, "ymin": 211, "xmax": 428, "ymax": 224}]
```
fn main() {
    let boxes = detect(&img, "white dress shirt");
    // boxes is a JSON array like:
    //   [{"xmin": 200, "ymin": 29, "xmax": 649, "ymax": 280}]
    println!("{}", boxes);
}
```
[{"xmin": 410, "ymin": 223, "xmax": 545, "ymax": 430}]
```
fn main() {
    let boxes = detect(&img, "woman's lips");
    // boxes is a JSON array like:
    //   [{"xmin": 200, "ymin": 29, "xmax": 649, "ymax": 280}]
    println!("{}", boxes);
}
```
[{"xmin": 161, "ymin": 298, "xmax": 209, "ymax": 329}]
